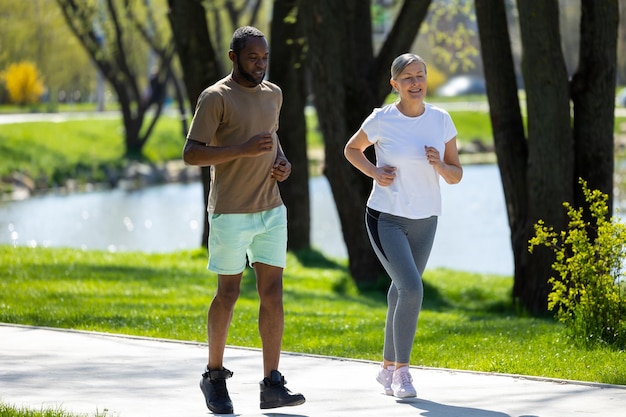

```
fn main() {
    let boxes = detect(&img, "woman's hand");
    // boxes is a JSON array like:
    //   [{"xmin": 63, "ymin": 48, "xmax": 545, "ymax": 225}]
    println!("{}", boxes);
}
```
[
  {"xmin": 426, "ymin": 140, "xmax": 463, "ymax": 184},
  {"xmin": 425, "ymin": 145, "xmax": 441, "ymax": 167},
  {"xmin": 374, "ymin": 165, "xmax": 396, "ymax": 187}
]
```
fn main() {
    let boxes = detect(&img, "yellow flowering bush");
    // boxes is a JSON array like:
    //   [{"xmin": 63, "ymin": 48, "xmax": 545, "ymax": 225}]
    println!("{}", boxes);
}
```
[
  {"xmin": 529, "ymin": 179, "xmax": 626, "ymax": 348},
  {"xmin": 1, "ymin": 61, "xmax": 44, "ymax": 105}
]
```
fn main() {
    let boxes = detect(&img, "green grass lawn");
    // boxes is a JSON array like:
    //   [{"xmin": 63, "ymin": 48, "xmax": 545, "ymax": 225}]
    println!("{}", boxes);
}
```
[{"xmin": 1, "ymin": 244, "xmax": 624, "ymax": 386}]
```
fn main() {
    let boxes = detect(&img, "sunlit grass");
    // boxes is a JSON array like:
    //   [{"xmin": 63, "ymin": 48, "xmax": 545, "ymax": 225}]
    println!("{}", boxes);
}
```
[
  {"xmin": 449, "ymin": 111, "xmax": 493, "ymax": 143},
  {"xmin": 1, "ymin": 245, "xmax": 624, "ymax": 385},
  {"xmin": 0, "ymin": 402, "xmax": 109, "ymax": 417},
  {"xmin": 0, "ymin": 116, "xmax": 184, "ymax": 188},
  {"xmin": 0, "ymin": 120, "xmax": 124, "ymax": 182}
]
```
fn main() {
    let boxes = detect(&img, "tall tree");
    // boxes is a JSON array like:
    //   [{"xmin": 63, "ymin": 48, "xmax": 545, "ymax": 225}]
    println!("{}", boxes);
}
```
[
  {"xmin": 572, "ymin": 0, "xmax": 617, "ymax": 211},
  {"xmin": 269, "ymin": 0, "xmax": 310, "ymax": 250},
  {"xmin": 167, "ymin": 0, "xmax": 225, "ymax": 248},
  {"xmin": 475, "ymin": 0, "xmax": 618, "ymax": 313},
  {"xmin": 56, "ymin": 0, "xmax": 175, "ymax": 158},
  {"xmin": 300, "ymin": 0, "xmax": 432, "ymax": 285}
]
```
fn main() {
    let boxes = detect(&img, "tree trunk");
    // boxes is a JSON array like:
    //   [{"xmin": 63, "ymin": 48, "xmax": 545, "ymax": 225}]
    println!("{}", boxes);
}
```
[
  {"xmin": 167, "ymin": 0, "xmax": 225, "ymax": 248},
  {"xmin": 122, "ymin": 103, "xmax": 145, "ymax": 158},
  {"xmin": 571, "ymin": 0, "xmax": 617, "ymax": 212},
  {"xmin": 475, "ymin": 0, "xmax": 528, "ymax": 306},
  {"xmin": 270, "ymin": 0, "xmax": 310, "ymax": 251},
  {"xmin": 301, "ymin": 0, "xmax": 379, "ymax": 284},
  {"xmin": 517, "ymin": 0, "xmax": 575, "ymax": 314},
  {"xmin": 301, "ymin": 0, "xmax": 431, "ymax": 286}
]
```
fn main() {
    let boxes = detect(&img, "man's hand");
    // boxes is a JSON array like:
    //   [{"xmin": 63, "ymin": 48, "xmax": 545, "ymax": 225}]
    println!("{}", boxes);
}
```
[
  {"xmin": 242, "ymin": 132, "xmax": 274, "ymax": 157},
  {"xmin": 271, "ymin": 157, "xmax": 291, "ymax": 182}
]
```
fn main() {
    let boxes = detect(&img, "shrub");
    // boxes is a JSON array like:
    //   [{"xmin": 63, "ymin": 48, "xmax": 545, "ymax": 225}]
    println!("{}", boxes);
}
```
[
  {"xmin": 1, "ymin": 61, "xmax": 45, "ymax": 105},
  {"xmin": 426, "ymin": 64, "xmax": 446, "ymax": 92},
  {"xmin": 529, "ymin": 179, "xmax": 626, "ymax": 348}
]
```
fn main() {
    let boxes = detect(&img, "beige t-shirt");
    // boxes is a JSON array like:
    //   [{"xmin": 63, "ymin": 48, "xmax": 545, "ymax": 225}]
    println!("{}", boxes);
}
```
[{"xmin": 187, "ymin": 74, "xmax": 284, "ymax": 214}]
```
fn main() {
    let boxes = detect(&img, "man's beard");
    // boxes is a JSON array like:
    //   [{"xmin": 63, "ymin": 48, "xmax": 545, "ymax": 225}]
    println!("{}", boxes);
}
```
[{"xmin": 237, "ymin": 59, "xmax": 264, "ymax": 86}]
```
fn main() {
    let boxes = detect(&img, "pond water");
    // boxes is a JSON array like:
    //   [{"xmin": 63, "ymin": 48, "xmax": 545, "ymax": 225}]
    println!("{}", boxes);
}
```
[{"xmin": 1, "ymin": 164, "xmax": 516, "ymax": 275}]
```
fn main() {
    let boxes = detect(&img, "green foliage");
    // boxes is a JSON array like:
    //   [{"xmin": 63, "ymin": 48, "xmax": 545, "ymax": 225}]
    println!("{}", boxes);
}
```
[
  {"xmin": 0, "ymin": 2, "xmax": 93, "ymax": 104},
  {"xmin": 1, "ymin": 62, "xmax": 44, "ymax": 105},
  {"xmin": 424, "ymin": 0, "xmax": 480, "ymax": 73},
  {"xmin": 2, "ymin": 245, "xmax": 625, "ymax": 384},
  {"xmin": 529, "ymin": 179, "xmax": 626, "ymax": 348}
]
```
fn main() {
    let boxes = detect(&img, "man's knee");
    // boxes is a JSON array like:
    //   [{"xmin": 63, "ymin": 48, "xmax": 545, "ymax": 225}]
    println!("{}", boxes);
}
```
[
  {"xmin": 255, "ymin": 264, "xmax": 284, "ymax": 301},
  {"xmin": 216, "ymin": 278, "xmax": 242, "ymax": 306},
  {"xmin": 257, "ymin": 277, "xmax": 282, "ymax": 305}
]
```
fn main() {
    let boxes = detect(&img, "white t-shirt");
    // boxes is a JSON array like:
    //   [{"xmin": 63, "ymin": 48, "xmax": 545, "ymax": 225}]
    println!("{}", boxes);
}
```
[{"xmin": 361, "ymin": 102, "xmax": 457, "ymax": 219}]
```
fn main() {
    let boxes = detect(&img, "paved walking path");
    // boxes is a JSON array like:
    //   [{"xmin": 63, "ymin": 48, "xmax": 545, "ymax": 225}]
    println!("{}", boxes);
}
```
[{"xmin": 1, "ymin": 323, "xmax": 624, "ymax": 417}]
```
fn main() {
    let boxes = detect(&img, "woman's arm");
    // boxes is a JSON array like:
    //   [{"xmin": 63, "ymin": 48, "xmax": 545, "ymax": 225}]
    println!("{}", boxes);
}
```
[
  {"xmin": 344, "ymin": 128, "xmax": 396, "ymax": 187},
  {"xmin": 426, "ymin": 137, "xmax": 463, "ymax": 184}
]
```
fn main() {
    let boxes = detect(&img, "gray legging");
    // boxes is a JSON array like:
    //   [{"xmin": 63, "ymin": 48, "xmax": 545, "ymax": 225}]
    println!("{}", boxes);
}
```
[{"xmin": 365, "ymin": 207, "xmax": 437, "ymax": 364}]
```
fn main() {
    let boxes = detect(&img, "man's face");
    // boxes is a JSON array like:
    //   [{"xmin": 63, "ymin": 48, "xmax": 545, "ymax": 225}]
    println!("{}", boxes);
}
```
[{"xmin": 232, "ymin": 36, "xmax": 269, "ymax": 87}]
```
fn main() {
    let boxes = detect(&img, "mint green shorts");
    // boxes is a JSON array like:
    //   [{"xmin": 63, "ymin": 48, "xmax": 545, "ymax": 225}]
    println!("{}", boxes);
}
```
[{"xmin": 207, "ymin": 205, "xmax": 287, "ymax": 275}]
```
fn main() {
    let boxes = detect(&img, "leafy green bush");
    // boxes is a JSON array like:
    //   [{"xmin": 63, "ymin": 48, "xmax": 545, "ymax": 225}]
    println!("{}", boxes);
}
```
[{"xmin": 529, "ymin": 179, "xmax": 626, "ymax": 348}]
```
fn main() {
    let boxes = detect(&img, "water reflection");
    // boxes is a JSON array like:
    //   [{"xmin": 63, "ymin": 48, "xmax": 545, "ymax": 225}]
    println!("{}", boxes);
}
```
[
  {"xmin": 0, "ymin": 183, "xmax": 205, "ymax": 253},
  {"xmin": 1, "ymin": 165, "xmax": 515, "ymax": 275}
]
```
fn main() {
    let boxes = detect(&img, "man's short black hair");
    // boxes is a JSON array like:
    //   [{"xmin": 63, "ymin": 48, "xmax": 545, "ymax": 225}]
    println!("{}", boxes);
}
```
[{"xmin": 230, "ymin": 26, "xmax": 266, "ymax": 55}]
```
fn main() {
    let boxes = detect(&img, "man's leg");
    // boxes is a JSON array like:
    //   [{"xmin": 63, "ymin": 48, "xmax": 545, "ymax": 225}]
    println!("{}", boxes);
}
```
[
  {"xmin": 254, "ymin": 263, "xmax": 284, "ymax": 376},
  {"xmin": 255, "ymin": 262, "xmax": 305, "ymax": 409},
  {"xmin": 200, "ymin": 273, "xmax": 242, "ymax": 414},
  {"xmin": 208, "ymin": 273, "xmax": 242, "ymax": 369}
]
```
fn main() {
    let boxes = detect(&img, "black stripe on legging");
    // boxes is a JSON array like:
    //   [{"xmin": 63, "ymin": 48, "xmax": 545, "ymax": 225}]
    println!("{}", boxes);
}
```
[{"xmin": 366, "ymin": 207, "xmax": 387, "ymax": 261}]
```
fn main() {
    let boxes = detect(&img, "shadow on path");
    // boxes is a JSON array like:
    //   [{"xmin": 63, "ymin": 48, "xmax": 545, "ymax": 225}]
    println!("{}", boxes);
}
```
[{"xmin": 399, "ymin": 398, "xmax": 513, "ymax": 417}]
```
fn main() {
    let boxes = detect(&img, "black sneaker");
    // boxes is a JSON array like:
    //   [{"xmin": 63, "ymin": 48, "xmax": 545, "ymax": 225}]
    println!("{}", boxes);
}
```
[
  {"xmin": 259, "ymin": 370, "xmax": 306, "ymax": 409},
  {"xmin": 200, "ymin": 367, "xmax": 234, "ymax": 414}
]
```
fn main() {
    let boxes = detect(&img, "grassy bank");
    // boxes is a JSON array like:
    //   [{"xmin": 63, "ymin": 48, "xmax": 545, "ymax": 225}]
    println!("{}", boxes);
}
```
[
  {"xmin": 0, "ymin": 116, "xmax": 183, "ymax": 191},
  {"xmin": 1, "ymin": 244, "xmax": 624, "ymax": 386}
]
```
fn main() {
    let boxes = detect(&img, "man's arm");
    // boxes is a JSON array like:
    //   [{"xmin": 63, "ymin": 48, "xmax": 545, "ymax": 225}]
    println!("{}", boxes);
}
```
[{"xmin": 182, "ymin": 133, "xmax": 275, "ymax": 167}]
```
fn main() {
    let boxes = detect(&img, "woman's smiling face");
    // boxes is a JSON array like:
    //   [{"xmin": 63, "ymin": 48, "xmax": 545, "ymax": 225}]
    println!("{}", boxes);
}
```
[{"xmin": 391, "ymin": 61, "xmax": 427, "ymax": 101}]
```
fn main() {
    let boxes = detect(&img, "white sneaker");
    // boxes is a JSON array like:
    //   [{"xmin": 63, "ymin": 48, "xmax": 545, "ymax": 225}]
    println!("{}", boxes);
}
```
[
  {"xmin": 391, "ymin": 366, "xmax": 417, "ymax": 398},
  {"xmin": 375, "ymin": 365, "xmax": 395, "ymax": 395}
]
